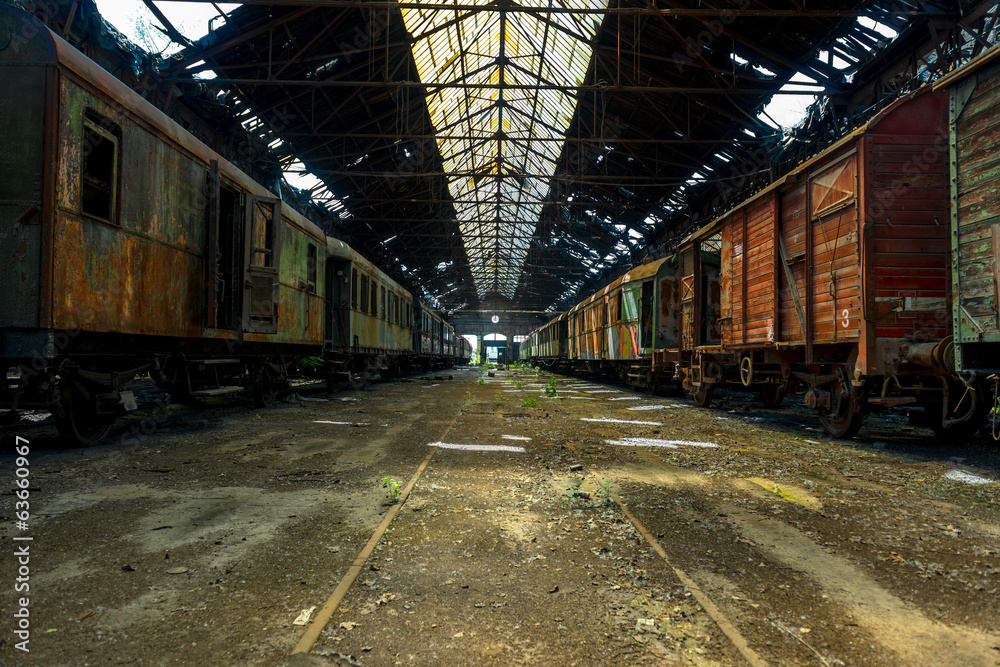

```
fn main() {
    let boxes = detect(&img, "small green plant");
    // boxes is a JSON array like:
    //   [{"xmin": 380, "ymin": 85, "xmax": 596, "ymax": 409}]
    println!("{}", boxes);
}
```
[
  {"xmin": 568, "ymin": 478, "xmax": 590, "ymax": 505},
  {"xmin": 493, "ymin": 392, "xmax": 506, "ymax": 407},
  {"xmin": 544, "ymin": 376, "xmax": 559, "ymax": 397},
  {"xmin": 381, "ymin": 475, "xmax": 401, "ymax": 503},
  {"xmin": 521, "ymin": 396, "xmax": 538, "ymax": 408},
  {"xmin": 598, "ymin": 479, "xmax": 616, "ymax": 502}
]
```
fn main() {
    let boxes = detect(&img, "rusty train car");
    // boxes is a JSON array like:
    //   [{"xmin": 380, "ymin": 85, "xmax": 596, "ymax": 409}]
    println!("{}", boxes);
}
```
[
  {"xmin": 673, "ymin": 85, "xmax": 973, "ymax": 438},
  {"xmin": 0, "ymin": 5, "xmax": 462, "ymax": 444},
  {"xmin": 525, "ymin": 85, "xmax": 986, "ymax": 439},
  {"xmin": 521, "ymin": 247, "xmax": 720, "ymax": 393}
]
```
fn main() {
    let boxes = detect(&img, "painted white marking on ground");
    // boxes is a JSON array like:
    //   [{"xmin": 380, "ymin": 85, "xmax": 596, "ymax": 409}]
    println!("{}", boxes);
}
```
[
  {"xmin": 502, "ymin": 435, "xmax": 531, "ymax": 441},
  {"xmin": 606, "ymin": 437, "xmax": 719, "ymax": 449},
  {"xmin": 314, "ymin": 421, "xmax": 370, "ymax": 426},
  {"xmin": 607, "ymin": 397, "xmax": 643, "ymax": 401},
  {"xmin": 581, "ymin": 417, "xmax": 662, "ymax": 426},
  {"xmin": 626, "ymin": 404, "xmax": 684, "ymax": 411},
  {"xmin": 586, "ymin": 390, "xmax": 622, "ymax": 394},
  {"xmin": 569, "ymin": 397, "xmax": 597, "ymax": 400},
  {"xmin": 944, "ymin": 470, "xmax": 993, "ymax": 485},
  {"xmin": 430, "ymin": 442, "xmax": 526, "ymax": 453}
]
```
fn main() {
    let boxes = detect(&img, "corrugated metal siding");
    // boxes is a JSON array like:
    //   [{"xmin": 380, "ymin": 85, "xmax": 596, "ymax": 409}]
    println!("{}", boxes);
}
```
[{"xmin": 870, "ymin": 135, "xmax": 950, "ymax": 339}]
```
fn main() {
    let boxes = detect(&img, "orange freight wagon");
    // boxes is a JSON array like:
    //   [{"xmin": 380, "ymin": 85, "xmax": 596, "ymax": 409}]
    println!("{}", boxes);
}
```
[{"xmin": 678, "ymin": 86, "xmax": 973, "ymax": 438}]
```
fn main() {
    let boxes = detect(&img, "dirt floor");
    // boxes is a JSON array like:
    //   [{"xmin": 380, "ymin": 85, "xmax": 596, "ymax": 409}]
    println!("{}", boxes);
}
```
[{"xmin": 1, "ymin": 366, "xmax": 999, "ymax": 666}]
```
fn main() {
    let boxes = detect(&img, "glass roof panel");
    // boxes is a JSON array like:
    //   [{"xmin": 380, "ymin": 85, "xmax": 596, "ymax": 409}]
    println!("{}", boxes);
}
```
[{"xmin": 403, "ymin": 0, "xmax": 606, "ymax": 298}]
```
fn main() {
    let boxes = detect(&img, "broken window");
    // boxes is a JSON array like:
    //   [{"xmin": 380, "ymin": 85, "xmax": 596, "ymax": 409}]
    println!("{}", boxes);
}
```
[
  {"xmin": 81, "ymin": 111, "xmax": 120, "ymax": 222},
  {"xmin": 249, "ymin": 201, "xmax": 276, "ymax": 267}
]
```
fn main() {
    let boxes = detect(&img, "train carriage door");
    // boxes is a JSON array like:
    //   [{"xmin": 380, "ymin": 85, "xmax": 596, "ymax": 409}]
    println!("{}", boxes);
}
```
[
  {"xmin": 640, "ymin": 280, "xmax": 654, "ymax": 350},
  {"xmin": 207, "ymin": 161, "xmax": 241, "ymax": 330},
  {"xmin": 325, "ymin": 259, "xmax": 351, "ymax": 347},
  {"xmin": 243, "ymin": 196, "xmax": 281, "ymax": 334}
]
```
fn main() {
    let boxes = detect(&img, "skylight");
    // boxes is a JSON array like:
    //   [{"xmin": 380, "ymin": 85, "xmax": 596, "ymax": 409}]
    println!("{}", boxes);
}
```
[{"xmin": 402, "ymin": 0, "xmax": 606, "ymax": 298}]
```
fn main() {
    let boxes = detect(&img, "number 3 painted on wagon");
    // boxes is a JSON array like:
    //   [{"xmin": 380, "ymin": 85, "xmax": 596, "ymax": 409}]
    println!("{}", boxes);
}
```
[{"xmin": 841, "ymin": 308, "xmax": 850, "ymax": 329}]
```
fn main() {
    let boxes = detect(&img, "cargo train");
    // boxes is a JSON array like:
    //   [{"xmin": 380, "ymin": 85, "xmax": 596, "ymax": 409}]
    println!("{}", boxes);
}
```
[{"xmin": 523, "ymin": 61, "xmax": 1000, "ymax": 440}]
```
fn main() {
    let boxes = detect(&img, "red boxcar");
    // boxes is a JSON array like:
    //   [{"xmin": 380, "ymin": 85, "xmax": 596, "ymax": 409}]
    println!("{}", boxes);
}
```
[{"xmin": 677, "ymin": 87, "xmax": 975, "ymax": 438}]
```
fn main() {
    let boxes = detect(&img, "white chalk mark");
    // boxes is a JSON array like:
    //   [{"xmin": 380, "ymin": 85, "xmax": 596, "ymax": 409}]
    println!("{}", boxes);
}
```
[
  {"xmin": 314, "ymin": 421, "xmax": 370, "ymax": 426},
  {"xmin": 581, "ymin": 417, "xmax": 662, "ymax": 426},
  {"xmin": 606, "ymin": 438, "xmax": 720, "ymax": 449},
  {"xmin": 569, "ymin": 397, "xmax": 597, "ymax": 400},
  {"xmin": 585, "ymin": 390, "xmax": 622, "ymax": 394},
  {"xmin": 944, "ymin": 470, "xmax": 993, "ymax": 485},
  {"xmin": 431, "ymin": 442, "xmax": 526, "ymax": 453},
  {"xmin": 502, "ymin": 435, "xmax": 532, "ymax": 441},
  {"xmin": 607, "ymin": 397, "xmax": 643, "ymax": 401},
  {"xmin": 626, "ymin": 404, "xmax": 683, "ymax": 411}
]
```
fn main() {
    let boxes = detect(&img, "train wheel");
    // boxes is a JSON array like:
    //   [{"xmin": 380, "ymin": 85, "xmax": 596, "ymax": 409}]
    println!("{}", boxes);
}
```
[
  {"xmin": 691, "ymin": 384, "xmax": 714, "ymax": 408},
  {"xmin": 817, "ymin": 374, "xmax": 864, "ymax": 439},
  {"xmin": 759, "ymin": 385, "xmax": 785, "ymax": 408},
  {"xmin": 253, "ymin": 361, "xmax": 279, "ymax": 408},
  {"xmin": 53, "ymin": 383, "xmax": 113, "ymax": 446}
]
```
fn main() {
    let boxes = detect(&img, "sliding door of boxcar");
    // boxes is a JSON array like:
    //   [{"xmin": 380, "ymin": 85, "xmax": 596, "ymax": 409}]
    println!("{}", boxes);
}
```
[{"xmin": 809, "ymin": 155, "xmax": 861, "ymax": 345}]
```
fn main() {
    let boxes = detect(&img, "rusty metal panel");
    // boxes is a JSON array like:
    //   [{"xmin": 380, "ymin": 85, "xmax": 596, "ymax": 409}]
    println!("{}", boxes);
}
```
[
  {"xmin": 51, "ymin": 211, "xmax": 204, "ymax": 336},
  {"xmin": 0, "ymin": 65, "xmax": 46, "ymax": 330}
]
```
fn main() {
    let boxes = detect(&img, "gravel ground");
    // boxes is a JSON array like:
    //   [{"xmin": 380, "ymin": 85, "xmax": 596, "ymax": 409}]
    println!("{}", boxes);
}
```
[{"xmin": 1, "ymin": 367, "xmax": 998, "ymax": 666}]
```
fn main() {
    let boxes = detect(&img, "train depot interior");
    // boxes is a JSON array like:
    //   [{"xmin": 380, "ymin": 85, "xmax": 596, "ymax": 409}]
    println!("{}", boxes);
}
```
[{"xmin": 3, "ymin": 1, "xmax": 1000, "ymax": 665}]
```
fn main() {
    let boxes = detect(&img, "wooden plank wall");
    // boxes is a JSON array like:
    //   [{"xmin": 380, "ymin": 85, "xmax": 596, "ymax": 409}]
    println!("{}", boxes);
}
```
[{"xmin": 956, "ymin": 66, "xmax": 1000, "ymax": 336}]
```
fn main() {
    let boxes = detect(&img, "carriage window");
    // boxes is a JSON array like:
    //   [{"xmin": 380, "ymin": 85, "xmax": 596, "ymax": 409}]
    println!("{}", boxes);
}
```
[
  {"xmin": 81, "ymin": 112, "xmax": 120, "ymax": 222},
  {"xmin": 360, "ymin": 274, "xmax": 369, "ymax": 313},
  {"xmin": 811, "ymin": 157, "xmax": 856, "ymax": 217},
  {"xmin": 380, "ymin": 286, "xmax": 386, "ymax": 319},
  {"xmin": 306, "ymin": 244, "xmax": 317, "ymax": 293},
  {"xmin": 370, "ymin": 280, "xmax": 378, "ymax": 315},
  {"xmin": 352, "ymin": 269, "xmax": 359, "ymax": 309}
]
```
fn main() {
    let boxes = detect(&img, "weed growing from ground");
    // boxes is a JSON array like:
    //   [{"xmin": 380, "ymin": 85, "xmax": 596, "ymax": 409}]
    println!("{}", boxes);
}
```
[
  {"xmin": 522, "ymin": 396, "xmax": 538, "ymax": 408},
  {"xmin": 544, "ymin": 376, "xmax": 559, "ymax": 397},
  {"xmin": 381, "ymin": 475, "xmax": 401, "ymax": 503},
  {"xmin": 598, "ymin": 479, "xmax": 616, "ymax": 504}
]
